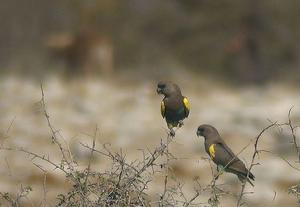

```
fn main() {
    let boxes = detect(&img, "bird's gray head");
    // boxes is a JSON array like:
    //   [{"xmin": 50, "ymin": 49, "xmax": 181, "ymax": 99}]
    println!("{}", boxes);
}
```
[
  {"xmin": 157, "ymin": 81, "xmax": 181, "ymax": 97},
  {"xmin": 196, "ymin": 124, "xmax": 219, "ymax": 138}
]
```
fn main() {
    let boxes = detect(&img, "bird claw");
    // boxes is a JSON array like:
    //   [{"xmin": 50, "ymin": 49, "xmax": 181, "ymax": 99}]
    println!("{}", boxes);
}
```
[
  {"xmin": 169, "ymin": 129, "xmax": 175, "ymax": 137},
  {"xmin": 178, "ymin": 120, "xmax": 184, "ymax": 127}
]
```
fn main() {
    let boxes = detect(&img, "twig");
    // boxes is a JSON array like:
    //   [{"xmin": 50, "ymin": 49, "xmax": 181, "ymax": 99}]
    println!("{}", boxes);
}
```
[
  {"xmin": 259, "ymin": 150, "xmax": 300, "ymax": 172},
  {"xmin": 83, "ymin": 127, "xmax": 97, "ymax": 193},
  {"xmin": 6, "ymin": 116, "xmax": 16, "ymax": 134},
  {"xmin": 40, "ymin": 84, "xmax": 73, "ymax": 169},
  {"xmin": 183, "ymin": 190, "xmax": 200, "ymax": 207},
  {"xmin": 237, "ymin": 122, "xmax": 277, "ymax": 206},
  {"xmin": 287, "ymin": 107, "xmax": 300, "ymax": 162},
  {"xmin": 0, "ymin": 146, "xmax": 70, "ymax": 175}
]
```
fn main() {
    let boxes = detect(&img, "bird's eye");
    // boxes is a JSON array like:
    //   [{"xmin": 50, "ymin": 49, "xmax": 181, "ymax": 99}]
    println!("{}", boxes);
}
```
[
  {"xmin": 199, "ymin": 128, "xmax": 204, "ymax": 132},
  {"xmin": 158, "ymin": 84, "xmax": 166, "ymax": 88}
]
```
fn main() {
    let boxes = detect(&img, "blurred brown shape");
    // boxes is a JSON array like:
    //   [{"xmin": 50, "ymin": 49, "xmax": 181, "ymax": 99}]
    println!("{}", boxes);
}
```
[
  {"xmin": 224, "ymin": 0, "xmax": 266, "ymax": 84},
  {"xmin": 45, "ymin": 29, "xmax": 114, "ymax": 76}
]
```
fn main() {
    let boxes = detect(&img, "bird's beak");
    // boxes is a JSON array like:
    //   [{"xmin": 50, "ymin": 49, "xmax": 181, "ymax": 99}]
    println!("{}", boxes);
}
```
[
  {"xmin": 157, "ymin": 88, "xmax": 162, "ymax": 94},
  {"xmin": 196, "ymin": 130, "xmax": 201, "ymax": 137}
]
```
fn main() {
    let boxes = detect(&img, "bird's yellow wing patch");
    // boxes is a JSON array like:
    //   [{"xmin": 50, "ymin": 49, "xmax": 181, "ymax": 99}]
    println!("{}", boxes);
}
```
[
  {"xmin": 209, "ymin": 144, "xmax": 216, "ymax": 159},
  {"xmin": 183, "ymin": 97, "xmax": 190, "ymax": 117},
  {"xmin": 161, "ymin": 100, "xmax": 165, "ymax": 118}
]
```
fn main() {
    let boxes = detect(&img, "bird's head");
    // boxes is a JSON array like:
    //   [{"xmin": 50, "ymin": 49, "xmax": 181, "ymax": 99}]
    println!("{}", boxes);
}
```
[
  {"xmin": 196, "ymin": 124, "xmax": 219, "ymax": 139},
  {"xmin": 157, "ymin": 81, "xmax": 181, "ymax": 97}
]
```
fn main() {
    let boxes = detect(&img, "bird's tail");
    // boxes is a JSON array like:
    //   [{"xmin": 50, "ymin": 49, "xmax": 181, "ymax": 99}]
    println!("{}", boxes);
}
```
[
  {"xmin": 238, "ymin": 171, "xmax": 255, "ymax": 187},
  {"xmin": 248, "ymin": 171, "xmax": 255, "ymax": 181},
  {"xmin": 246, "ymin": 177, "xmax": 254, "ymax": 187}
]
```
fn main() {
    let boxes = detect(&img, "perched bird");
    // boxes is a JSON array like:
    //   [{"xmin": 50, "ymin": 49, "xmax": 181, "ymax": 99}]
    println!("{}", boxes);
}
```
[
  {"xmin": 157, "ymin": 81, "xmax": 190, "ymax": 136},
  {"xmin": 196, "ymin": 124, "xmax": 255, "ymax": 186}
]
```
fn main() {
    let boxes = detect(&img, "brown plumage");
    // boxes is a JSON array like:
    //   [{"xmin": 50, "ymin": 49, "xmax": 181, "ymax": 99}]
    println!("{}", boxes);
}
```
[
  {"xmin": 157, "ymin": 81, "xmax": 190, "ymax": 135},
  {"xmin": 196, "ymin": 124, "xmax": 255, "ymax": 186}
]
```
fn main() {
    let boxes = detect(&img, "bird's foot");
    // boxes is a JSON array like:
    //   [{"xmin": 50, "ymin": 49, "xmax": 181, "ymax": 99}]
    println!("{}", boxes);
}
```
[
  {"xmin": 215, "ymin": 165, "xmax": 225, "ymax": 180},
  {"xmin": 217, "ymin": 165, "xmax": 225, "ymax": 173},
  {"xmin": 169, "ymin": 129, "xmax": 175, "ymax": 137},
  {"xmin": 178, "ymin": 120, "xmax": 184, "ymax": 127}
]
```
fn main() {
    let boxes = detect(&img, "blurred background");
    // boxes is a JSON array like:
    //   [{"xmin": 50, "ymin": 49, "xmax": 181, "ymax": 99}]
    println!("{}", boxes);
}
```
[{"xmin": 0, "ymin": 0, "xmax": 300, "ymax": 206}]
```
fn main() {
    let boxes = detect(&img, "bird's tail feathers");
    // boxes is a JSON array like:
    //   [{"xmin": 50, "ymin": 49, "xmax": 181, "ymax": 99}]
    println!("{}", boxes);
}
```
[
  {"xmin": 237, "ymin": 173, "xmax": 255, "ymax": 187},
  {"xmin": 247, "ymin": 171, "xmax": 255, "ymax": 180},
  {"xmin": 231, "ymin": 168, "xmax": 255, "ymax": 187},
  {"xmin": 246, "ymin": 177, "xmax": 254, "ymax": 187}
]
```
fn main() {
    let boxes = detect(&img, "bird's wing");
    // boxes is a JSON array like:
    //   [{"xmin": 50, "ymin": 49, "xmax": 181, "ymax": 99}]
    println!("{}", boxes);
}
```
[
  {"xmin": 212, "ymin": 143, "xmax": 253, "ymax": 179},
  {"xmin": 182, "ymin": 97, "xmax": 190, "ymax": 117},
  {"xmin": 210, "ymin": 143, "xmax": 240, "ymax": 168},
  {"xmin": 161, "ymin": 100, "xmax": 165, "ymax": 118}
]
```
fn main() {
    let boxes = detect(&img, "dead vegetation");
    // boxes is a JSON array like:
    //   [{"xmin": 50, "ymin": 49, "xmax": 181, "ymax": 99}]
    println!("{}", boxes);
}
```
[{"xmin": 0, "ymin": 87, "xmax": 300, "ymax": 207}]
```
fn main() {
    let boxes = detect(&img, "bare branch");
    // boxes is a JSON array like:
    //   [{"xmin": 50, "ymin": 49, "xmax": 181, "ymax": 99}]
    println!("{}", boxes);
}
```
[{"xmin": 237, "ymin": 122, "xmax": 277, "ymax": 206}]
